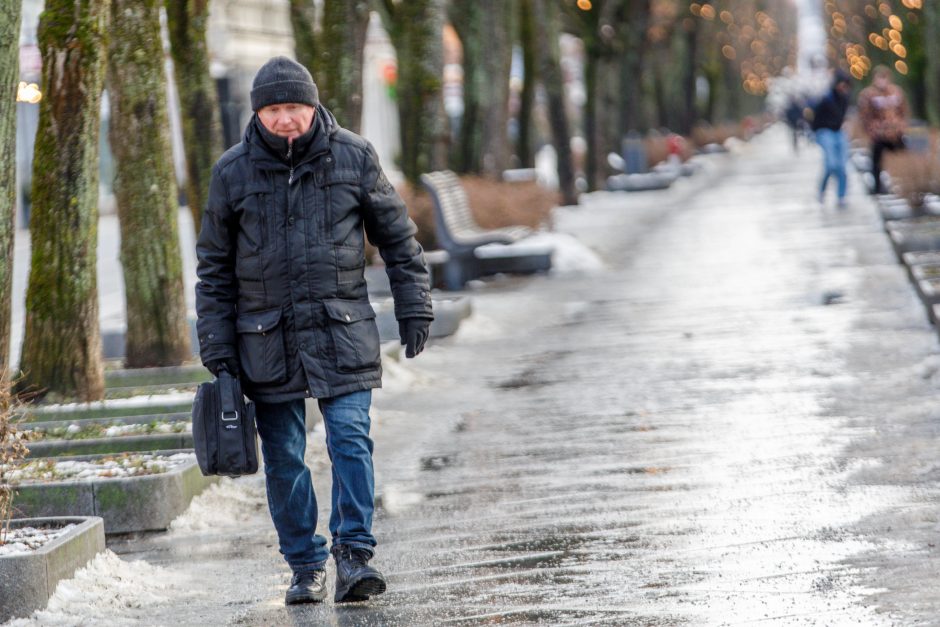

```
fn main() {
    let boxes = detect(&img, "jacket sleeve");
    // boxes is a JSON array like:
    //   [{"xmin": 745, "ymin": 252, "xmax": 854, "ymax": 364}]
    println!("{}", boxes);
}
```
[
  {"xmin": 195, "ymin": 164, "xmax": 238, "ymax": 364},
  {"xmin": 359, "ymin": 142, "xmax": 433, "ymax": 321}
]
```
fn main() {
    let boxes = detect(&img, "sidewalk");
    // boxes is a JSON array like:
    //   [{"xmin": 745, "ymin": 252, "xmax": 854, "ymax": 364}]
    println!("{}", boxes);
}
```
[{"xmin": 10, "ymin": 125, "xmax": 940, "ymax": 625}]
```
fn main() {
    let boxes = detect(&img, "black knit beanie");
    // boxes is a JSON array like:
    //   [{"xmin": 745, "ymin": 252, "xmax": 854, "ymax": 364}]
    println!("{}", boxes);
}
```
[{"xmin": 250, "ymin": 56, "xmax": 319, "ymax": 111}]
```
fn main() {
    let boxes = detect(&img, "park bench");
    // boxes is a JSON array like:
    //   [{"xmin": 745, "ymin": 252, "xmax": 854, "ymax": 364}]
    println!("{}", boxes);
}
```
[{"xmin": 420, "ymin": 170, "xmax": 553, "ymax": 290}]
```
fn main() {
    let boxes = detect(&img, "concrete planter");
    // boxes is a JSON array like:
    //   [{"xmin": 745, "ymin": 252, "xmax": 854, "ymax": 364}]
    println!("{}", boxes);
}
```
[
  {"xmin": 373, "ymin": 295, "xmax": 473, "ymax": 342},
  {"xmin": 877, "ymin": 196, "xmax": 915, "ymax": 222},
  {"xmin": 25, "ymin": 431, "xmax": 193, "ymax": 459},
  {"xmin": 888, "ymin": 225, "xmax": 940, "ymax": 258},
  {"xmin": 12, "ymin": 453, "xmax": 217, "ymax": 534},
  {"xmin": 0, "ymin": 516, "xmax": 105, "ymax": 622},
  {"xmin": 911, "ymin": 263, "xmax": 940, "ymax": 282},
  {"xmin": 916, "ymin": 278, "xmax": 940, "ymax": 322}
]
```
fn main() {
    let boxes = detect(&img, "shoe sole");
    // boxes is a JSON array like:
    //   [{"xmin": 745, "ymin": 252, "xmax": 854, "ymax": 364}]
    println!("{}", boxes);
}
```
[
  {"xmin": 334, "ymin": 576, "xmax": 387, "ymax": 603},
  {"xmin": 285, "ymin": 590, "xmax": 327, "ymax": 605}
]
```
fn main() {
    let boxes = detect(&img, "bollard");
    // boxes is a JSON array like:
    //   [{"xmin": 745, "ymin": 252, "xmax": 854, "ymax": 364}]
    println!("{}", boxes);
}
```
[{"xmin": 621, "ymin": 132, "xmax": 648, "ymax": 174}]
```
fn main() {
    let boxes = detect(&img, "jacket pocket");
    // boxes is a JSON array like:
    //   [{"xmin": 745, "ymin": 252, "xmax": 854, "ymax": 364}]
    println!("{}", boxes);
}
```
[
  {"xmin": 323, "ymin": 298, "xmax": 381, "ymax": 373},
  {"xmin": 236, "ymin": 307, "xmax": 287, "ymax": 384}
]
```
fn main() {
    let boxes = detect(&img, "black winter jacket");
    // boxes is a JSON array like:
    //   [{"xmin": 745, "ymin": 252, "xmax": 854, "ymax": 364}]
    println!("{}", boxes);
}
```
[{"xmin": 195, "ymin": 106, "xmax": 432, "ymax": 402}]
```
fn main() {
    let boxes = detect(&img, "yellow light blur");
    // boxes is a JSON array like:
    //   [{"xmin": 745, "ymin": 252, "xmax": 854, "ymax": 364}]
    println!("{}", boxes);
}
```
[
  {"xmin": 700, "ymin": 4, "xmax": 716, "ymax": 20},
  {"xmin": 576, "ymin": 0, "xmax": 592, "ymax": 10},
  {"xmin": 895, "ymin": 60, "xmax": 908, "ymax": 74},
  {"xmin": 16, "ymin": 82, "xmax": 42, "ymax": 104},
  {"xmin": 889, "ymin": 15, "xmax": 903, "ymax": 30},
  {"xmin": 722, "ymin": 45, "xmax": 736, "ymax": 60}
]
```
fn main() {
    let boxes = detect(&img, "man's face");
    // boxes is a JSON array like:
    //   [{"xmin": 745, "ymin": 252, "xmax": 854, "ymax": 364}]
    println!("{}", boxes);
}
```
[
  {"xmin": 257, "ymin": 103, "xmax": 316, "ymax": 140},
  {"xmin": 874, "ymin": 74, "xmax": 890, "ymax": 90}
]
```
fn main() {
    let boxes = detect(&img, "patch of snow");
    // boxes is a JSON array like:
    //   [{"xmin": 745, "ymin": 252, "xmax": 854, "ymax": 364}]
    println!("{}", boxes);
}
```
[
  {"xmin": 452, "ymin": 313, "xmax": 504, "ymax": 342},
  {"xmin": 31, "ymin": 392, "xmax": 195, "ymax": 415},
  {"xmin": 525, "ymin": 232, "xmax": 605, "ymax": 275},
  {"xmin": 168, "ymin": 475, "xmax": 268, "ymax": 534},
  {"xmin": 6, "ymin": 550, "xmax": 193, "ymax": 627},
  {"xmin": 0, "ymin": 525, "xmax": 75, "ymax": 556},
  {"xmin": 6, "ymin": 453, "xmax": 194, "ymax": 483}
]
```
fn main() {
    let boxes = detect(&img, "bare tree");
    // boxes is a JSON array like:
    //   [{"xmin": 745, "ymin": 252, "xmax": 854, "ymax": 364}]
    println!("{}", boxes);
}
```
[
  {"xmin": 164, "ymin": 0, "xmax": 224, "ymax": 235},
  {"xmin": 290, "ymin": 0, "xmax": 370, "ymax": 133},
  {"xmin": 532, "ymin": 0, "xmax": 577, "ymax": 206},
  {"xmin": 379, "ymin": 0, "xmax": 447, "ymax": 183},
  {"xmin": 109, "ymin": 0, "xmax": 191, "ymax": 367},
  {"xmin": 19, "ymin": 0, "xmax": 110, "ymax": 402},
  {"xmin": 0, "ymin": 4, "xmax": 21, "ymax": 380}
]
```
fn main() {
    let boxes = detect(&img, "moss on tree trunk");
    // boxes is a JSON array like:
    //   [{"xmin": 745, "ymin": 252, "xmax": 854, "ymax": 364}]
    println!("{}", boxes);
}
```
[
  {"xmin": 19, "ymin": 0, "xmax": 110, "ymax": 402},
  {"xmin": 0, "ymin": 4, "xmax": 21, "ymax": 379},
  {"xmin": 108, "ymin": 0, "xmax": 191, "ymax": 368},
  {"xmin": 382, "ymin": 0, "xmax": 447, "ymax": 183},
  {"xmin": 164, "ymin": 0, "xmax": 223, "ymax": 235}
]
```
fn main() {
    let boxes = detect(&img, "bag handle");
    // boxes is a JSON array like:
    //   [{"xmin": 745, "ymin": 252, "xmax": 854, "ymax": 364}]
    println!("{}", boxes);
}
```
[{"xmin": 218, "ymin": 370, "xmax": 240, "ymax": 421}]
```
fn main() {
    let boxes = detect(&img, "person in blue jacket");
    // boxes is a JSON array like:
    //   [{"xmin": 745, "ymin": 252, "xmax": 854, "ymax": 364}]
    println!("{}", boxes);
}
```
[{"xmin": 810, "ymin": 70, "xmax": 853, "ymax": 208}]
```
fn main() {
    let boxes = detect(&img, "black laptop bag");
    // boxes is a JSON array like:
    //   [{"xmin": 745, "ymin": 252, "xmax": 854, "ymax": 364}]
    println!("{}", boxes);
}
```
[{"xmin": 192, "ymin": 370, "xmax": 259, "ymax": 476}]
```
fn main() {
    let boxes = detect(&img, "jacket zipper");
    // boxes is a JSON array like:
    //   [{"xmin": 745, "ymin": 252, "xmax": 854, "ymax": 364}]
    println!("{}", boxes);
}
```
[{"xmin": 287, "ymin": 142, "xmax": 295, "ymax": 185}]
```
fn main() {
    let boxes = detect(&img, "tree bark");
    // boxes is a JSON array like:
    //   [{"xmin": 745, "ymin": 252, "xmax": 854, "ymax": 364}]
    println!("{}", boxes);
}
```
[
  {"xmin": 290, "ymin": 0, "xmax": 369, "ymax": 133},
  {"xmin": 109, "ymin": 0, "xmax": 191, "ymax": 368},
  {"xmin": 532, "ymin": 0, "xmax": 577, "ymax": 206},
  {"xmin": 619, "ymin": 0, "xmax": 650, "ymax": 136},
  {"xmin": 19, "ymin": 0, "xmax": 110, "ymax": 402},
  {"xmin": 453, "ymin": 0, "xmax": 514, "ymax": 179},
  {"xmin": 164, "ymin": 0, "xmax": 223, "ymax": 235},
  {"xmin": 925, "ymin": 2, "xmax": 940, "ymax": 127},
  {"xmin": 289, "ymin": 0, "xmax": 318, "ymax": 73},
  {"xmin": 381, "ymin": 0, "xmax": 447, "ymax": 183},
  {"xmin": 517, "ymin": 0, "xmax": 535, "ymax": 169},
  {"xmin": 0, "ymin": 4, "xmax": 21, "ymax": 379}
]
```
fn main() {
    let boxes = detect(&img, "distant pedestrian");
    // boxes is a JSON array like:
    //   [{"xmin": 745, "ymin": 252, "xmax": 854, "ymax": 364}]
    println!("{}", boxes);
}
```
[
  {"xmin": 858, "ymin": 65, "xmax": 909, "ymax": 194},
  {"xmin": 195, "ymin": 56, "xmax": 434, "ymax": 605},
  {"xmin": 810, "ymin": 70, "xmax": 852, "ymax": 208},
  {"xmin": 784, "ymin": 95, "xmax": 807, "ymax": 152}
]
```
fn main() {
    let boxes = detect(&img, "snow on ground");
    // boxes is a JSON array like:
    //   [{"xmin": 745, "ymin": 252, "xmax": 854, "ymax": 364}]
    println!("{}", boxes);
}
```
[
  {"xmin": 6, "ymin": 550, "xmax": 193, "ymax": 627},
  {"xmin": 0, "ymin": 525, "xmax": 75, "ymax": 556},
  {"xmin": 168, "ymin": 475, "xmax": 268, "ymax": 534}
]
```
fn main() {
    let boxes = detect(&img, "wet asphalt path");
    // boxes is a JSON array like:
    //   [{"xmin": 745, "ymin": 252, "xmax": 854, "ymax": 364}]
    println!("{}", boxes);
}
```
[{"xmin": 57, "ymin": 127, "xmax": 940, "ymax": 626}]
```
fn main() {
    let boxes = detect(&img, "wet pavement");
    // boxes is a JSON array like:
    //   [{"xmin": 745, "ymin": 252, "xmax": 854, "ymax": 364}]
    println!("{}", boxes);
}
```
[{"xmin": 14, "ymin": 126, "xmax": 940, "ymax": 626}]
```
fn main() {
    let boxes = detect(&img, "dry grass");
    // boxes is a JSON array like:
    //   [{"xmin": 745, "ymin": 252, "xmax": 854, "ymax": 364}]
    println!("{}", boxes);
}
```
[
  {"xmin": 0, "ymin": 376, "xmax": 28, "ymax": 545},
  {"xmin": 391, "ymin": 176, "xmax": 558, "ymax": 253},
  {"xmin": 884, "ymin": 130, "xmax": 940, "ymax": 209}
]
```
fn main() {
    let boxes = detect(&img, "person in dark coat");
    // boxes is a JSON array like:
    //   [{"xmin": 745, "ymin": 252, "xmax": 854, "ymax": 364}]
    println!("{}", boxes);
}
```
[
  {"xmin": 810, "ymin": 70, "xmax": 852, "ymax": 208},
  {"xmin": 195, "ymin": 56, "xmax": 433, "ymax": 605}
]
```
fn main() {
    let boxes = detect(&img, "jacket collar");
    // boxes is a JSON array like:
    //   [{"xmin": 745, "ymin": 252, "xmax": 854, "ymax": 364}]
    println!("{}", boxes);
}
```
[{"xmin": 245, "ymin": 105, "xmax": 338, "ymax": 172}]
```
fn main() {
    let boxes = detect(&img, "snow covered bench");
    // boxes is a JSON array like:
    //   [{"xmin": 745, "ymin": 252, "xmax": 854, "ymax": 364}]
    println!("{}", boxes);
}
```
[{"xmin": 420, "ymin": 170, "xmax": 552, "ymax": 289}]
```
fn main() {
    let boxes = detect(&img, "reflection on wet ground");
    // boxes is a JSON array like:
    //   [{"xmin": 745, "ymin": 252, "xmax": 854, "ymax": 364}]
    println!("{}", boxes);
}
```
[{"xmin": 91, "ymin": 128, "xmax": 940, "ymax": 625}]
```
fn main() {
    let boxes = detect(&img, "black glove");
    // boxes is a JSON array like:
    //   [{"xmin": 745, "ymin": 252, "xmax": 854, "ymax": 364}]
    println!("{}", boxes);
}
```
[
  {"xmin": 205, "ymin": 357, "xmax": 240, "ymax": 378},
  {"xmin": 398, "ymin": 318, "xmax": 431, "ymax": 358}
]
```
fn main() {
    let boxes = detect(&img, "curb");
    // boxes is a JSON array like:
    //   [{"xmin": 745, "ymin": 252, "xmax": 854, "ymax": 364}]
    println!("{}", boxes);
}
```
[
  {"xmin": 12, "ymin": 453, "xmax": 217, "ymax": 535},
  {"xmin": 0, "ymin": 516, "xmax": 105, "ymax": 622}
]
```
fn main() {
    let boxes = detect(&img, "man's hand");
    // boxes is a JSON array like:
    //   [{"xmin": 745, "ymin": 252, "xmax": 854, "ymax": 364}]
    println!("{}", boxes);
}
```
[
  {"xmin": 398, "ymin": 318, "xmax": 431, "ymax": 358},
  {"xmin": 205, "ymin": 357, "xmax": 240, "ymax": 378}
]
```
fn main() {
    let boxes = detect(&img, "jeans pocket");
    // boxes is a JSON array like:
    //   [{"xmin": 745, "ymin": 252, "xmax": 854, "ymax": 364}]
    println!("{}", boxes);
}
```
[
  {"xmin": 323, "ymin": 299, "xmax": 381, "ymax": 373},
  {"xmin": 236, "ymin": 307, "xmax": 288, "ymax": 384}
]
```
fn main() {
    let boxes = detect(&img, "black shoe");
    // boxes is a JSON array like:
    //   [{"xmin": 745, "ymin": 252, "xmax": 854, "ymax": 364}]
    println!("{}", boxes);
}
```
[
  {"xmin": 332, "ymin": 545, "xmax": 387, "ymax": 603},
  {"xmin": 285, "ymin": 569, "xmax": 328, "ymax": 605}
]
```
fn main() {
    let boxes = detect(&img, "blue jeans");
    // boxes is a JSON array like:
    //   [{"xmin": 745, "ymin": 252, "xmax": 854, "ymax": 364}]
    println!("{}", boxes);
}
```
[
  {"xmin": 254, "ymin": 390, "xmax": 375, "ymax": 573},
  {"xmin": 816, "ymin": 128, "xmax": 848, "ymax": 200}
]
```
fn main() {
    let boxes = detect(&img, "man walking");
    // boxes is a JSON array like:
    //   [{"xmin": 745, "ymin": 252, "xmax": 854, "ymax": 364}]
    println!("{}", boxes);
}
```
[
  {"xmin": 195, "ymin": 56, "xmax": 433, "ymax": 605},
  {"xmin": 858, "ymin": 65, "xmax": 909, "ymax": 194}
]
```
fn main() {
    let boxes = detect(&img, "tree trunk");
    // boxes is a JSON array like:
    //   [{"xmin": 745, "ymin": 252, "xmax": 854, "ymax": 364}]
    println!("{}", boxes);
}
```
[
  {"xmin": 109, "ymin": 0, "xmax": 191, "ymax": 368},
  {"xmin": 291, "ymin": 0, "xmax": 369, "ymax": 133},
  {"xmin": 619, "ymin": 0, "xmax": 650, "ymax": 136},
  {"xmin": 584, "ymin": 48, "xmax": 601, "ymax": 189},
  {"xmin": 289, "ymin": 0, "xmax": 317, "ymax": 73},
  {"xmin": 382, "ymin": 0, "xmax": 447, "ymax": 183},
  {"xmin": 532, "ymin": 0, "xmax": 577, "ymax": 206},
  {"xmin": 480, "ymin": 0, "xmax": 514, "ymax": 178},
  {"xmin": 925, "ymin": 2, "xmax": 940, "ymax": 127},
  {"xmin": 449, "ymin": 3, "xmax": 481, "ymax": 173},
  {"xmin": 164, "ymin": 0, "xmax": 223, "ymax": 235},
  {"xmin": 19, "ymin": 0, "xmax": 110, "ymax": 402},
  {"xmin": 0, "ymin": 5, "xmax": 21, "ymax": 379},
  {"xmin": 517, "ymin": 0, "xmax": 535, "ymax": 168},
  {"xmin": 680, "ymin": 15, "xmax": 699, "ymax": 135}
]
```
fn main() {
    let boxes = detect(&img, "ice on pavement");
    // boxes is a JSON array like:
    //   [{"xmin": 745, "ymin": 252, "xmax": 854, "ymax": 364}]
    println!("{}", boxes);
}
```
[{"xmin": 6, "ymin": 550, "xmax": 191, "ymax": 627}]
